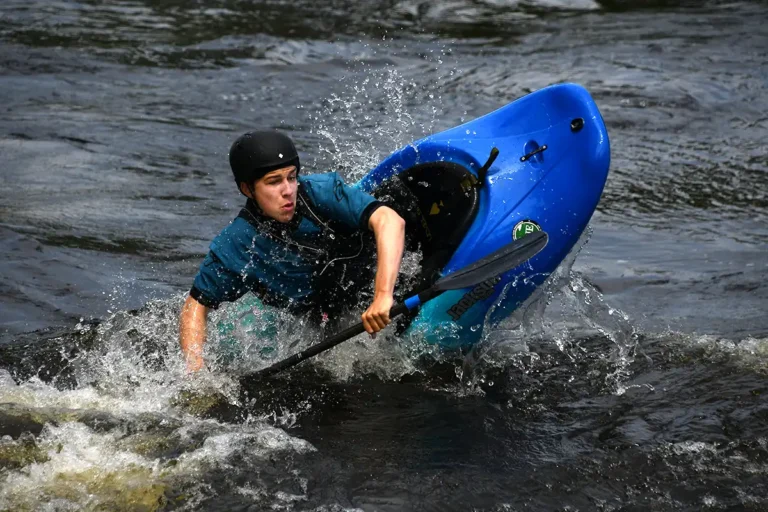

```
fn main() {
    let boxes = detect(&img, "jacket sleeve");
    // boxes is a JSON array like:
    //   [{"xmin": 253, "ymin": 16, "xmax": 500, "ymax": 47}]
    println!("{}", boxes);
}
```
[
  {"xmin": 302, "ymin": 172, "xmax": 384, "ymax": 230},
  {"xmin": 189, "ymin": 251, "xmax": 248, "ymax": 309}
]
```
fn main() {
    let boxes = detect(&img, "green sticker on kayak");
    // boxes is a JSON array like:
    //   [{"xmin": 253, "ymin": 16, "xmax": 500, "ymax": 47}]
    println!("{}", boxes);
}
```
[{"xmin": 512, "ymin": 220, "xmax": 542, "ymax": 240}]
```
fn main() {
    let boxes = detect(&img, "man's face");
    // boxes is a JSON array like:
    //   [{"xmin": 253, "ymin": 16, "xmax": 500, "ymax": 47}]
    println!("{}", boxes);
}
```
[{"xmin": 244, "ymin": 166, "xmax": 298, "ymax": 223}]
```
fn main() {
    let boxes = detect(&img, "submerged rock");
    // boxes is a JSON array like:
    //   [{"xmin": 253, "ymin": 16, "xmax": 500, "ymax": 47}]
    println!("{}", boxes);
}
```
[
  {"xmin": 170, "ymin": 388, "xmax": 236, "ymax": 418},
  {"xmin": 0, "ymin": 403, "xmax": 126, "ymax": 439},
  {"xmin": 2, "ymin": 466, "xmax": 168, "ymax": 512},
  {"xmin": 118, "ymin": 429, "xmax": 185, "ymax": 459},
  {"xmin": 0, "ymin": 432, "xmax": 49, "ymax": 470}
]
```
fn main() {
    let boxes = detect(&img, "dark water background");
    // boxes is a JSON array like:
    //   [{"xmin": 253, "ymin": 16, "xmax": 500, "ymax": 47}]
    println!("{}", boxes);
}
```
[{"xmin": 1, "ymin": 0, "xmax": 768, "ymax": 510}]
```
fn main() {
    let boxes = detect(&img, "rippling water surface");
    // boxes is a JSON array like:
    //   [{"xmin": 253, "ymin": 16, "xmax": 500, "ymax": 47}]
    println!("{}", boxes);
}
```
[{"xmin": 1, "ymin": 0, "xmax": 767, "ymax": 510}]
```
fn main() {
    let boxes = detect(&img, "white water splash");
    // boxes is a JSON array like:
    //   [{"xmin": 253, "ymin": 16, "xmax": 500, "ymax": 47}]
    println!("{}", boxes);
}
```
[
  {"xmin": 306, "ymin": 42, "xmax": 460, "ymax": 181},
  {"xmin": 464, "ymin": 227, "xmax": 641, "ymax": 395},
  {"xmin": 0, "ymin": 418, "xmax": 316, "ymax": 512}
]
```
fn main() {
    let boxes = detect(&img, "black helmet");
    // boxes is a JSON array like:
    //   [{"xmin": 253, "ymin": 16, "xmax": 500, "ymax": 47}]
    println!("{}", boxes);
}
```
[{"xmin": 229, "ymin": 130, "xmax": 300, "ymax": 186}]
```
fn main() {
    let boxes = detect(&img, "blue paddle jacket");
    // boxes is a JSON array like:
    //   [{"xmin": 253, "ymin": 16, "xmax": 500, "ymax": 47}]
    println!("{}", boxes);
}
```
[{"xmin": 190, "ymin": 172, "xmax": 383, "ymax": 314}]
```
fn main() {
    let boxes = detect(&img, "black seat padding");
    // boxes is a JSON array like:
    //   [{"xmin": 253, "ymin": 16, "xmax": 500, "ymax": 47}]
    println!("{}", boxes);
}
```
[{"xmin": 371, "ymin": 161, "xmax": 480, "ymax": 288}]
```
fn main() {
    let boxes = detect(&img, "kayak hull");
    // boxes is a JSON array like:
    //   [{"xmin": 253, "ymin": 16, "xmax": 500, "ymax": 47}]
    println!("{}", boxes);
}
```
[{"xmin": 359, "ymin": 83, "xmax": 610, "ymax": 348}]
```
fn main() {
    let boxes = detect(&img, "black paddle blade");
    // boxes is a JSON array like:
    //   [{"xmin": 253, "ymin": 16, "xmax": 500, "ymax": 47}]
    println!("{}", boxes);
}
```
[{"xmin": 433, "ymin": 230, "xmax": 548, "ymax": 292}]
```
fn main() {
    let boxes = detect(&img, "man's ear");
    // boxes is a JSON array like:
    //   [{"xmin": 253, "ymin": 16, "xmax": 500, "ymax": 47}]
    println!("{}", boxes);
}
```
[{"xmin": 239, "ymin": 181, "xmax": 252, "ymax": 198}]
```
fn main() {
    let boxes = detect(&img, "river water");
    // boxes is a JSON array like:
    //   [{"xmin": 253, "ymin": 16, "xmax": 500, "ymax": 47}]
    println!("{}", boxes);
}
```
[{"xmin": 1, "ymin": 0, "xmax": 768, "ymax": 510}]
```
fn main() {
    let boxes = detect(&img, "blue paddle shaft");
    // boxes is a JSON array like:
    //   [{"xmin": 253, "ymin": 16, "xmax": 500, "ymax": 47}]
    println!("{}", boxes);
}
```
[{"xmin": 404, "ymin": 295, "xmax": 422, "ymax": 310}]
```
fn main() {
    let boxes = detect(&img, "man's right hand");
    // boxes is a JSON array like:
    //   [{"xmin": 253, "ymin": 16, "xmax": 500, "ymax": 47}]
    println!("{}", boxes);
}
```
[
  {"xmin": 179, "ymin": 295, "xmax": 209, "ymax": 373},
  {"xmin": 362, "ymin": 291, "xmax": 395, "ymax": 335}
]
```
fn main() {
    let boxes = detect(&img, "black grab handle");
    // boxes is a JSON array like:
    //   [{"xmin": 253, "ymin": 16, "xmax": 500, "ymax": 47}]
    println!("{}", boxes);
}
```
[{"xmin": 520, "ymin": 144, "xmax": 548, "ymax": 162}]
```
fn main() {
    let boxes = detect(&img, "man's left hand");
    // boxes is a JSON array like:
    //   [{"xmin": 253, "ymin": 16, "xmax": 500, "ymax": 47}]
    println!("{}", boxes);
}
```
[{"xmin": 362, "ymin": 293, "xmax": 394, "ymax": 335}]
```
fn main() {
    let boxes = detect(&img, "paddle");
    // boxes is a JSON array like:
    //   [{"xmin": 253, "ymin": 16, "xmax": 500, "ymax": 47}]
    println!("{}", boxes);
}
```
[{"xmin": 243, "ymin": 230, "xmax": 548, "ymax": 380}]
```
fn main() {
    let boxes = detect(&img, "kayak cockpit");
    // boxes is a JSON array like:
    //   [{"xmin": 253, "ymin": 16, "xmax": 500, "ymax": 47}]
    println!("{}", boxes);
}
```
[{"xmin": 372, "ymin": 160, "xmax": 480, "ymax": 283}]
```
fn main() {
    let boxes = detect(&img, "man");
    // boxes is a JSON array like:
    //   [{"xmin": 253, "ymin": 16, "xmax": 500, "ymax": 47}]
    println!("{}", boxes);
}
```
[{"xmin": 180, "ymin": 130, "xmax": 405, "ymax": 372}]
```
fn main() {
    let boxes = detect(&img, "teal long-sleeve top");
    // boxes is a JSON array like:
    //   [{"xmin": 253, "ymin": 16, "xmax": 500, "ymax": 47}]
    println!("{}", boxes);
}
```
[{"xmin": 190, "ymin": 172, "xmax": 383, "ymax": 313}]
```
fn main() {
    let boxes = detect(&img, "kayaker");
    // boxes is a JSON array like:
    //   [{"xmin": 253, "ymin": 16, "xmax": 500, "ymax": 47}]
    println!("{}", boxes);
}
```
[{"xmin": 180, "ymin": 130, "xmax": 405, "ymax": 373}]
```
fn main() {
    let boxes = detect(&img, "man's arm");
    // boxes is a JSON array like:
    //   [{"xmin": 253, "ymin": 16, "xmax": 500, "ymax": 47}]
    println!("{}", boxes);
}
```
[
  {"xmin": 180, "ymin": 295, "xmax": 209, "ymax": 372},
  {"xmin": 361, "ymin": 206, "xmax": 405, "ymax": 334}
]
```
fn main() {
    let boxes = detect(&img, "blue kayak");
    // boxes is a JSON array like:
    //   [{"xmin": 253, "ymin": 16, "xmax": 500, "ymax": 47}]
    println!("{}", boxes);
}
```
[{"xmin": 360, "ymin": 82, "xmax": 610, "ymax": 348}]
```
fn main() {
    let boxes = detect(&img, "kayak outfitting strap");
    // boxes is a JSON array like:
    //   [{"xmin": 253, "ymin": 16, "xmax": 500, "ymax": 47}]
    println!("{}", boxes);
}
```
[
  {"xmin": 520, "ymin": 144, "xmax": 548, "ymax": 162},
  {"xmin": 475, "ymin": 147, "xmax": 499, "ymax": 189}
]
